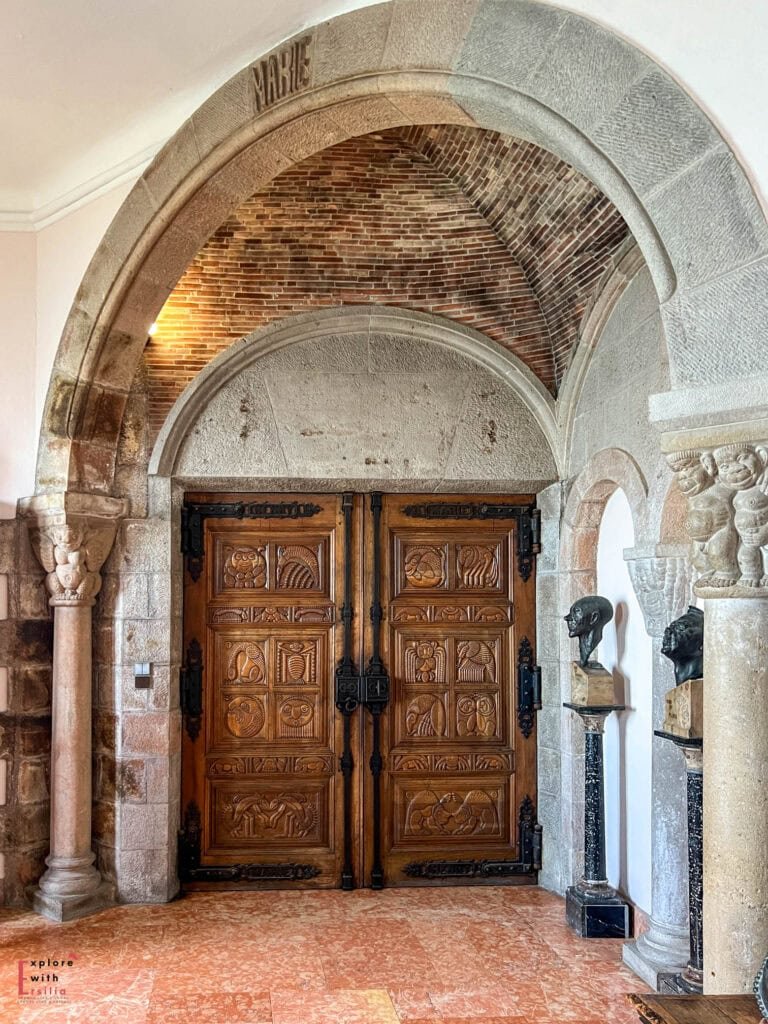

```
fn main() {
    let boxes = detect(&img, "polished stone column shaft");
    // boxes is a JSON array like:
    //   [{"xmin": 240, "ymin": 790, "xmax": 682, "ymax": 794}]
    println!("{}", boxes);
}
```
[
  {"xmin": 583, "ymin": 715, "xmax": 608, "ymax": 886},
  {"xmin": 683, "ymin": 745, "xmax": 704, "ymax": 988},
  {"xmin": 20, "ymin": 493, "xmax": 125, "ymax": 922},
  {"xmin": 703, "ymin": 598, "xmax": 768, "ymax": 994}
]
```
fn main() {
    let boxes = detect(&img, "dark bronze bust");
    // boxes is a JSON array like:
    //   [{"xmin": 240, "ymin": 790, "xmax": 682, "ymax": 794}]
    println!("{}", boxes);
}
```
[
  {"xmin": 564, "ymin": 596, "xmax": 614, "ymax": 668},
  {"xmin": 661, "ymin": 605, "xmax": 704, "ymax": 685}
]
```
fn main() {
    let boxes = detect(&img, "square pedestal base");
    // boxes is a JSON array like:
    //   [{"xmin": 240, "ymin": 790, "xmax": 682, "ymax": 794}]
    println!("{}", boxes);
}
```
[
  {"xmin": 657, "ymin": 971, "xmax": 703, "ymax": 995},
  {"xmin": 566, "ymin": 885, "xmax": 631, "ymax": 938},
  {"xmin": 29, "ymin": 881, "xmax": 115, "ymax": 922}
]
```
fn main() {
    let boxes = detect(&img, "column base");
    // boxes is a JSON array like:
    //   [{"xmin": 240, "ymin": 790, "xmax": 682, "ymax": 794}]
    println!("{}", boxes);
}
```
[
  {"xmin": 658, "ymin": 969, "xmax": 703, "ymax": 995},
  {"xmin": 623, "ymin": 920, "xmax": 690, "ymax": 990},
  {"xmin": 566, "ymin": 884, "xmax": 631, "ymax": 938},
  {"xmin": 29, "ymin": 880, "xmax": 115, "ymax": 922}
]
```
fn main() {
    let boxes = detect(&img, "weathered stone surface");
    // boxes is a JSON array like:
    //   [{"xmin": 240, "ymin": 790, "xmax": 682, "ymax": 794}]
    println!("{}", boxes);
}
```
[
  {"xmin": 17, "ymin": 668, "xmax": 51, "ymax": 714},
  {"xmin": 118, "ymin": 759, "xmax": 147, "ymax": 802},
  {"xmin": 93, "ymin": 710, "xmax": 118, "ymax": 755},
  {"xmin": 593, "ymin": 71, "xmax": 720, "ymax": 198},
  {"xmin": 191, "ymin": 68, "xmax": 257, "ymax": 161},
  {"xmin": 119, "ymin": 804, "xmax": 170, "ymax": 851},
  {"xmin": 312, "ymin": 4, "xmax": 393, "ymax": 88},
  {"xmin": 442, "ymin": 372, "xmax": 557, "ymax": 486},
  {"xmin": 382, "ymin": 0, "xmax": 478, "ymax": 71},
  {"xmin": 92, "ymin": 800, "xmax": 117, "ymax": 846},
  {"xmin": 121, "ymin": 712, "xmax": 170, "ymax": 757},
  {"xmin": 142, "ymin": 119, "xmax": 201, "ymax": 209},
  {"xmin": 648, "ymin": 147, "xmax": 768, "ymax": 291},
  {"xmin": 175, "ymin": 371, "xmax": 287, "ymax": 479},
  {"xmin": 117, "ymin": 520, "xmax": 172, "ymax": 573},
  {"xmin": 527, "ymin": 14, "xmax": 648, "ymax": 133},
  {"xmin": 455, "ymin": 0, "xmax": 565, "ymax": 89},
  {"xmin": 663, "ymin": 257, "xmax": 768, "ymax": 388},
  {"xmin": 18, "ymin": 762, "xmax": 49, "ymax": 804}
]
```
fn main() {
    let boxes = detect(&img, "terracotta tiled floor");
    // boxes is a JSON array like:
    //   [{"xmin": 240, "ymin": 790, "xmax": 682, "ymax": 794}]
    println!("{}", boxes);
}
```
[{"xmin": 0, "ymin": 887, "xmax": 648, "ymax": 1023}]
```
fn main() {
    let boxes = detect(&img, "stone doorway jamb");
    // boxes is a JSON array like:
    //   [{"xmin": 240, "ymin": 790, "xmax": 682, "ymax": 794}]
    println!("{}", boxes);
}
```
[
  {"xmin": 19, "ymin": 491, "xmax": 127, "ymax": 921},
  {"xmin": 621, "ymin": 546, "xmax": 694, "ymax": 988}
]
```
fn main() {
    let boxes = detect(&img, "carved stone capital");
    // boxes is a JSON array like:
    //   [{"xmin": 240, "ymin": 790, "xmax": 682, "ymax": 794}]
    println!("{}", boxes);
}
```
[
  {"xmin": 624, "ymin": 546, "xmax": 693, "ymax": 637},
  {"xmin": 666, "ymin": 439, "xmax": 768, "ymax": 598},
  {"xmin": 19, "ymin": 492, "xmax": 127, "ymax": 607}
]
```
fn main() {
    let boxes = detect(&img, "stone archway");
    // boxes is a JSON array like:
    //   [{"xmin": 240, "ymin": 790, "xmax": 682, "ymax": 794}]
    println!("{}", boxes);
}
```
[
  {"xmin": 36, "ymin": 0, "xmax": 767, "ymax": 499},
  {"xmin": 18, "ymin": 2, "xmax": 768, "ymax": 986}
]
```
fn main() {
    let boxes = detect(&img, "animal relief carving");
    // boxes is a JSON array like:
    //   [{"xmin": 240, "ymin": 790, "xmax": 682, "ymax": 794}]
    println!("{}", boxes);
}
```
[{"xmin": 223, "ymin": 545, "xmax": 267, "ymax": 589}]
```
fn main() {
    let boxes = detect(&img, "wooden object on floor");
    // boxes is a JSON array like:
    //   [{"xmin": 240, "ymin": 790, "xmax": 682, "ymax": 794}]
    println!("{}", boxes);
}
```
[{"xmin": 627, "ymin": 993, "xmax": 764, "ymax": 1023}]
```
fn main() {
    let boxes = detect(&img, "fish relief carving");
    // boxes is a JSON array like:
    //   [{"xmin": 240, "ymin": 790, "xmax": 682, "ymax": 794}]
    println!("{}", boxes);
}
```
[
  {"xmin": 224, "ymin": 792, "xmax": 319, "ymax": 839},
  {"xmin": 404, "ymin": 789, "xmax": 500, "ymax": 836},
  {"xmin": 456, "ymin": 640, "xmax": 496, "ymax": 683},
  {"xmin": 223, "ymin": 545, "xmax": 267, "ymax": 589},
  {"xmin": 404, "ymin": 545, "xmax": 446, "ymax": 588},
  {"xmin": 278, "ymin": 641, "xmax": 317, "ymax": 685},
  {"xmin": 225, "ymin": 695, "xmax": 266, "ymax": 738},
  {"xmin": 226, "ymin": 641, "xmax": 267, "ymax": 685},
  {"xmin": 456, "ymin": 694, "xmax": 497, "ymax": 738},
  {"xmin": 277, "ymin": 545, "xmax": 320, "ymax": 589},
  {"xmin": 457, "ymin": 545, "xmax": 499, "ymax": 588},
  {"xmin": 405, "ymin": 694, "xmax": 446, "ymax": 737},
  {"xmin": 404, "ymin": 640, "xmax": 447, "ymax": 684}
]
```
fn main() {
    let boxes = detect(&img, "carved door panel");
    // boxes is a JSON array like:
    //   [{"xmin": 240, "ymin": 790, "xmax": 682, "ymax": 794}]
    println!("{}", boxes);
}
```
[
  {"xmin": 371, "ymin": 495, "xmax": 539, "ymax": 885},
  {"xmin": 181, "ymin": 491, "xmax": 539, "ymax": 890},
  {"xmin": 181, "ymin": 494, "xmax": 362, "ymax": 888}
]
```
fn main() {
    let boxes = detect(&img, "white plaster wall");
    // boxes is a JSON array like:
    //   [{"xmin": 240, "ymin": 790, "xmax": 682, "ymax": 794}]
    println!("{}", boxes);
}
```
[
  {"xmin": 35, "ymin": 180, "xmax": 135, "ymax": 432},
  {"xmin": 0, "ymin": 233, "xmax": 36, "ymax": 516},
  {"xmin": 597, "ymin": 488, "xmax": 653, "ymax": 915}
]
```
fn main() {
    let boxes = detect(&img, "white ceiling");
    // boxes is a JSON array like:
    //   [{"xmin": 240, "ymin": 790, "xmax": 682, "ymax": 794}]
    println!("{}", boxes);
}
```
[
  {"xmin": 1, "ymin": 0, "xmax": 767, "ymax": 224},
  {"xmin": 0, "ymin": 0, "xmax": 378, "ymax": 217}
]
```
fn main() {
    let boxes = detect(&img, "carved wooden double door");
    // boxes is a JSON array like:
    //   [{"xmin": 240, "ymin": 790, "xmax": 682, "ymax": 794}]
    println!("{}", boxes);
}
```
[{"xmin": 180, "ymin": 493, "xmax": 541, "ymax": 889}]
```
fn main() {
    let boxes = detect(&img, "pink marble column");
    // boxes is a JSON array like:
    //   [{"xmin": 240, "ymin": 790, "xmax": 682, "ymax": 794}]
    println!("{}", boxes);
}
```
[{"xmin": 21, "ymin": 493, "xmax": 126, "ymax": 921}]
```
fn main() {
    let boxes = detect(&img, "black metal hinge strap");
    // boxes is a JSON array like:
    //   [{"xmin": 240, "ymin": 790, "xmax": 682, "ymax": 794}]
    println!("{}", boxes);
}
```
[
  {"xmin": 363, "ymin": 492, "xmax": 389, "ymax": 891},
  {"xmin": 404, "ymin": 795, "xmax": 542, "ymax": 879},
  {"xmin": 400, "ymin": 501, "xmax": 541, "ymax": 581},
  {"xmin": 517, "ymin": 636, "xmax": 542, "ymax": 739},
  {"xmin": 181, "ymin": 499, "xmax": 323, "ymax": 581},
  {"xmin": 181, "ymin": 638, "xmax": 203, "ymax": 741},
  {"xmin": 334, "ymin": 492, "xmax": 359, "ymax": 891},
  {"xmin": 178, "ymin": 802, "xmax": 319, "ymax": 882}
]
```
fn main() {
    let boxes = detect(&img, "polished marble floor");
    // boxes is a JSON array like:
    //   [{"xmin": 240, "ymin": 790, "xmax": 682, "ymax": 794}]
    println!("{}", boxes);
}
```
[{"xmin": 0, "ymin": 887, "xmax": 647, "ymax": 1023}]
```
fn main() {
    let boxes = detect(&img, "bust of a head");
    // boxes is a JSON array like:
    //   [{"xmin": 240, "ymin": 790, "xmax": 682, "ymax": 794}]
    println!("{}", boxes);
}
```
[
  {"xmin": 661, "ymin": 605, "xmax": 704, "ymax": 685},
  {"xmin": 564, "ymin": 596, "xmax": 614, "ymax": 668}
]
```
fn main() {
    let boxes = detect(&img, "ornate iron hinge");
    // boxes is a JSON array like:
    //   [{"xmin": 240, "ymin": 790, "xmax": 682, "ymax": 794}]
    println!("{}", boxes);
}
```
[
  {"xmin": 180, "ymin": 638, "xmax": 203, "ymax": 741},
  {"xmin": 178, "ymin": 801, "xmax": 319, "ymax": 883},
  {"xmin": 181, "ymin": 499, "xmax": 323, "ymax": 581},
  {"xmin": 517, "ymin": 636, "xmax": 542, "ymax": 739},
  {"xmin": 404, "ymin": 795, "xmax": 542, "ymax": 879},
  {"xmin": 401, "ymin": 500, "xmax": 541, "ymax": 581}
]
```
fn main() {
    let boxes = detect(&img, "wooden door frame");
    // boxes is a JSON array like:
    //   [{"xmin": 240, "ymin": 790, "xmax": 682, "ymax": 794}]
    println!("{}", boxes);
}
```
[{"xmin": 179, "ymin": 489, "xmax": 542, "ymax": 890}]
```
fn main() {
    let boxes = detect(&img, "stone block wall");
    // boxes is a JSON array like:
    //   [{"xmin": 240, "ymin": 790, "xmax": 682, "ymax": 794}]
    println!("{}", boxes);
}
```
[{"xmin": 0, "ymin": 519, "xmax": 51, "ymax": 905}]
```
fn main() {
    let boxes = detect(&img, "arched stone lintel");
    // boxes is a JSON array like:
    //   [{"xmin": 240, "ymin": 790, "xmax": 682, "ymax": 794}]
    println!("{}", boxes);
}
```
[
  {"xmin": 36, "ymin": 0, "xmax": 767, "ymax": 497},
  {"xmin": 561, "ymin": 447, "xmax": 648, "ymax": 580},
  {"xmin": 148, "ymin": 305, "xmax": 560, "ymax": 482}
]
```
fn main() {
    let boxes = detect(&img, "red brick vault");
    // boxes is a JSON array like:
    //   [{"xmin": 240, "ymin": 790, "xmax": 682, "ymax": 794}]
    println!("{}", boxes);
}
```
[{"xmin": 147, "ymin": 126, "xmax": 630, "ymax": 434}]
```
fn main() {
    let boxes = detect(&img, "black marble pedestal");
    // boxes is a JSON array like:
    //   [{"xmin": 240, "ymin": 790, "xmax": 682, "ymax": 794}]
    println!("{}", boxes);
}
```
[
  {"xmin": 566, "ymin": 884, "xmax": 631, "ymax": 938},
  {"xmin": 564, "ymin": 702, "xmax": 631, "ymax": 939}
]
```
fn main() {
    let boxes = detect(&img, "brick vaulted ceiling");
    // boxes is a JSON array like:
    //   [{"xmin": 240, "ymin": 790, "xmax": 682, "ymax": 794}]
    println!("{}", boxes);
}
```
[{"xmin": 147, "ymin": 125, "xmax": 632, "ymax": 434}]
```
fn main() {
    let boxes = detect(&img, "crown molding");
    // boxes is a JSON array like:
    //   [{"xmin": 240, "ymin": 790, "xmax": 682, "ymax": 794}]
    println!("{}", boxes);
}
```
[{"xmin": 0, "ymin": 140, "xmax": 164, "ymax": 233}]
